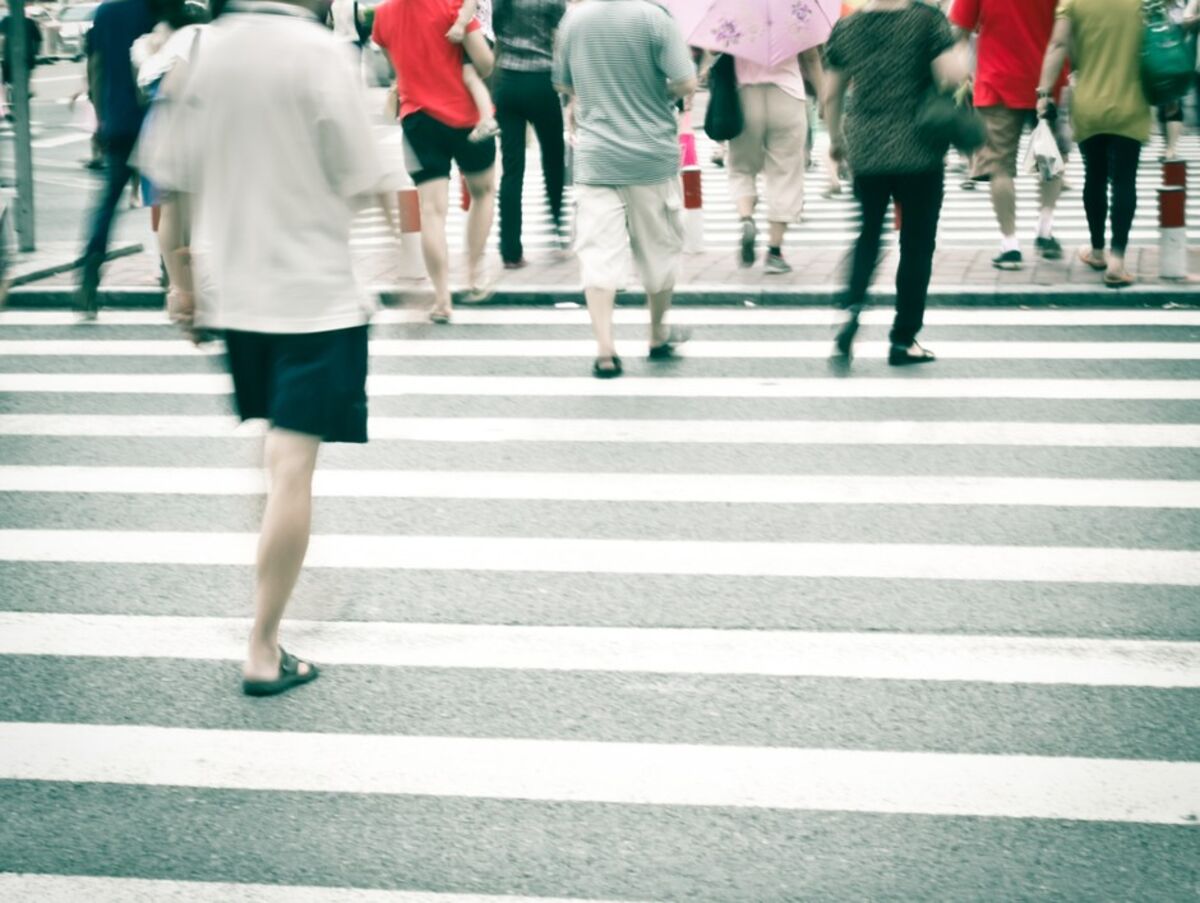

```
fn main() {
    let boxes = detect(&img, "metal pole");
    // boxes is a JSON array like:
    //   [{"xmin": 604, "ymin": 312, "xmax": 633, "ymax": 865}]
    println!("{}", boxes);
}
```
[{"xmin": 9, "ymin": 0, "xmax": 37, "ymax": 251}]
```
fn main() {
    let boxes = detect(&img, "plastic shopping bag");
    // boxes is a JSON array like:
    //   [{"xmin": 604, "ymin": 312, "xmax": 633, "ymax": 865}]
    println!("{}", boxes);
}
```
[{"xmin": 1024, "ymin": 119, "xmax": 1064, "ymax": 182}]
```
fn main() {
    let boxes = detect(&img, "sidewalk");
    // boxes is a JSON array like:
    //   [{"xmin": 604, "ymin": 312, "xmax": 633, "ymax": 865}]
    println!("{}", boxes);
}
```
[{"xmin": 7, "ymin": 240, "xmax": 1199, "ymax": 309}]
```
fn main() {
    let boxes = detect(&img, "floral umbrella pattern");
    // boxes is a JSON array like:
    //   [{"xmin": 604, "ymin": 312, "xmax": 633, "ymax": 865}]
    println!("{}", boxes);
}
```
[{"xmin": 662, "ymin": 0, "xmax": 841, "ymax": 68}]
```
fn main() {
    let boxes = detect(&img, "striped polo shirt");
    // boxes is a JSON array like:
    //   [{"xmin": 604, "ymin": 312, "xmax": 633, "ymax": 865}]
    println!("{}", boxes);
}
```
[{"xmin": 552, "ymin": 0, "xmax": 695, "ymax": 186}]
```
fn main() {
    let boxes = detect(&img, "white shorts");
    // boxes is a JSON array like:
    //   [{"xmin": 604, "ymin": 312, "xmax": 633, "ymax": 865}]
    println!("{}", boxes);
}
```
[{"xmin": 573, "ymin": 179, "xmax": 684, "ymax": 294}]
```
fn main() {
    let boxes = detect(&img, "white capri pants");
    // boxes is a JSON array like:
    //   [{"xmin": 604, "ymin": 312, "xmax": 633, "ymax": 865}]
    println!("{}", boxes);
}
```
[{"xmin": 573, "ymin": 179, "xmax": 684, "ymax": 294}]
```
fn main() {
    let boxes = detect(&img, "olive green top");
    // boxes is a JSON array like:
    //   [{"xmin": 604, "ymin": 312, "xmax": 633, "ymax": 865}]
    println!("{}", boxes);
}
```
[{"xmin": 1058, "ymin": 0, "xmax": 1152, "ymax": 144}]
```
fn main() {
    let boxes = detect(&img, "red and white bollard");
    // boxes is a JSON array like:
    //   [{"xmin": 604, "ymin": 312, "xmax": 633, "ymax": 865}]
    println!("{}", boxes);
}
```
[
  {"xmin": 397, "ymin": 186, "xmax": 425, "ymax": 280},
  {"xmin": 460, "ymin": 171, "xmax": 471, "ymax": 212},
  {"xmin": 1163, "ymin": 158, "xmax": 1187, "ymax": 191},
  {"xmin": 1159, "ymin": 184, "xmax": 1188, "ymax": 280},
  {"xmin": 893, "ymin": 202, "xmax": 903, "ymax": 233},
  {"xmin": 681, "ymin": 165, "xmax": 704, "ymax": 253}
]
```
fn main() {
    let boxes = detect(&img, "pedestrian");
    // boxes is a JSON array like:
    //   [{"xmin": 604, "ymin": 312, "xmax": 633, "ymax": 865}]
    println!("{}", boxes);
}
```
[
  {"xmin": 825, "ymin": 0, "xmax": 968, "ymax": 366},
  {"xmin": 490, "ymin": 0, "xmax": 568, "ymax": 269},
  {"xmin": 948, "ymin": 0, "xmax": 1070, "ymax": 270},
  {"xmin": 1155, "ymin": 0, "xmax": 1189, "ymax": 162},
  {"xmin": 140, "ymin": 0, "xmax": 388, "ymax": 696},
  {"xmin": 1186, "ymin": 0, "xmax": 1200, "ymax": 129},
  {"xmin": 552, "ymin": 0, "xmax": 696, "ymax": 378},
  {"xmin": 372, "ymin": 0, "xmax": 498, "ymax": 323},
  {"xmin": 1, "ymin": 13, "xmax": 41, "ymax": 122},
  {"xmin": 76, "ymin": 0, "xmax": 157, "ymax": 320},
  {"xmin": 447, "ymin": 0, "xmax": 501, "ymax": 142},
  {"xmin": 726, "ymin": 49, "xmax": 826, "ymax": 274},
  {"xmin": 1037, "ymin": 0, "xmax": 1151, "ymax": 288}
]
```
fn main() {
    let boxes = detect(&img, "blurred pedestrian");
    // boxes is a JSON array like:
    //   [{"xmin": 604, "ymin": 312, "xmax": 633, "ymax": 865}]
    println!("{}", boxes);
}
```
[
  {"xmin": 553, "ymin": 0, "xmax": 696, "ymax": 378},
  {"xmin": 1155, "ymin": 0, "xmax": 1189, "ymax": 161},
  {"xmin": 141, "ymin": 0, "xmax": 387, "ymax": 696},
  {"xmin": 726, "ymin": 49, "xmax": 826, "ymax": 275},
  {"xmin": 491, "ymin": 0, "xmax": 568, "ymax": 269},
  {"xmin": 825, "ymin": 0, "xmax": 968, "ymax": 366},
  {"xmin": 1038, "ymin": 0, "xmax": 1151, "ymax": 287},
  {"xmin": 1, "ymin": 13, "xmax": 41, "ymax": 121},
  {"xmin": 76, "ymin": 0, "xmax": 157, "ymax": 320},
  {"xmin": 373, "ymin": 0, "xmax": 498, "ymax": 322},
  {"xmin": 949, "ymin": 0, "xmax": 1069, "ymax": 270}
]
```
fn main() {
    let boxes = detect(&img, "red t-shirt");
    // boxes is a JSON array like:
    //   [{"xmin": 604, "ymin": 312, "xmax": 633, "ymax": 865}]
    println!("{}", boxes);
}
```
[
  {"xmin": 949, "ymin": 0, "xmax": 1067, "ymax": 110},
  {"xmin": 372, "ymin": 0, "xmax": 481, "ymax": 129}
]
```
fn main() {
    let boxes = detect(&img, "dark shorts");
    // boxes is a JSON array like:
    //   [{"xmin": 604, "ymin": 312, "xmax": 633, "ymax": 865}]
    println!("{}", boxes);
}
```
[
  {"xmin": 225, "ymin": 325, "xmax": 370, "ymax": 444},
  {"xmin": 401, "ymin": 110, "xmax": 496, "ymax": 186}
]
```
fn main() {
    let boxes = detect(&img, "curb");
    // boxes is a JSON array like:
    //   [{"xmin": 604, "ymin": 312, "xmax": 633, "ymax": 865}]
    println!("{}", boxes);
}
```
[{"xmin": 5, "ymin": 283, "xmax": 1199, "ymax": 310}]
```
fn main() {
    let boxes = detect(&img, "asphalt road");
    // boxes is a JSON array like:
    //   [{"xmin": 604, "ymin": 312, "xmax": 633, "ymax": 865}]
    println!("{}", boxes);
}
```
[{"xmin": 0, "ymin": 305, "xmax": 1198, "ymax": 901}]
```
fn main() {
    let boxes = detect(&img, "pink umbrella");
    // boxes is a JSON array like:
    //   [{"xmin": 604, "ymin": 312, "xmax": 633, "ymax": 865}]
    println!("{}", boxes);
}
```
[{"xmin": 663, "ymin": 0, "xmax": 841, "ymax": 68}]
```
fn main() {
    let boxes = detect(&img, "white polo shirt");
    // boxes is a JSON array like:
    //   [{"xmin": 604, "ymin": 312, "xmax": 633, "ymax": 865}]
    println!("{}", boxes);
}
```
[{"xmin": 143, "ymin": 2, "xmax": 387, "ymax": 334}]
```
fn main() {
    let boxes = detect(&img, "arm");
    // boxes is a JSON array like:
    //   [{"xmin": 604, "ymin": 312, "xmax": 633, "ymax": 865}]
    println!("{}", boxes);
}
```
[
  {"xmin": 1036, "ymin": 16, "xmax": 1071, "ymax": 117},
  {"xmin": 462, "ymin": 28, "xmax": 494, "ymax": 78},
  {"xmin": 823, "ymin": 67, "xmax": 848, "ymax": 162},
  {"xmin": 1183, "ymin": 0, "xmax": 1199, "ymax": 31},
  {"xmin": 932, "ymin": 41, "xmax": 970, "ymax": 90},
  {"xmin": 668, "ymin": 72, "xmax": 698, "ymax": 100},
  {"xmin": 447, "ymin": 0, "xmax": 477, "ymax": 43},
  {"xmin": 799, "ymin": 47, "xmax": 825, "ymax": 115}
]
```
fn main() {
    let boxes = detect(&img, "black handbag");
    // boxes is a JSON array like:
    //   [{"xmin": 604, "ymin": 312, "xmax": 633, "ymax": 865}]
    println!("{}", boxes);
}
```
[
  {"xmin": 704, "ymin": 54, "xmax": 744, "ymax": 142},
  {"xmin": 915, "ymin": 88, "xmax": 986, "ymax": 156}
]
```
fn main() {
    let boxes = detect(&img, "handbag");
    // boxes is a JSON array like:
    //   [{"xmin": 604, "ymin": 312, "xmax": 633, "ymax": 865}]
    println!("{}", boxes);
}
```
[
  {"xmin": 703, "ymin": 53, "xmax": 744, "ymax": 142},
  {"xmin": 1141, "ymin": 0, "xmax": 1193, "ymax": 105},
  {"xmin": 914, "ymin": 88, "xmax": 986, "ymax": 156}
]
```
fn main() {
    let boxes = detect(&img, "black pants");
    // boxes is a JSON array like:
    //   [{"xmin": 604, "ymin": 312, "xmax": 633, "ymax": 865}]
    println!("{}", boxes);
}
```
[
  {"xmin": 494, "ymin": 68, "xmax": 565, "ymax": 264},
  {"xmin": 82, "ymin": 132, "xmax": 137, "ymax": 279},
  {"xmin": 844, "ymin": 169, "xmax": 944, "ymax": 348},
  {"xmin": 1079, "ymin": 134, "xmax": 1142, "ymax": 255}
]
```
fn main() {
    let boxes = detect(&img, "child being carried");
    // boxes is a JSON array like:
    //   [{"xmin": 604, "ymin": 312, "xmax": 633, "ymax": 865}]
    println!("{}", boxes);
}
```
[{"xmin": 446, "ymin": 0, "xmax": 499, "ymax": 143}]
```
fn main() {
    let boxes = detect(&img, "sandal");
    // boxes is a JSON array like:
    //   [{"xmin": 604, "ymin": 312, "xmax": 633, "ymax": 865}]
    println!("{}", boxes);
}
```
[
  {"xmin": 888, "ymin": 341, "xmax": 936, "ymax": 366},
  {"xmin": 592, "ymin": 355, "xmax": 623, "ymax": 379},
  {"xmin": 1078, "ymin": 248, "xmax": 1107, "ymax": 271},
  {"xmin": 648, "ymin": 328, "xmax": 691, "ymax": 360},
  {"xmin": 242, "ymin": 648, "xmax": 319, "ymax": 697},
  {"xmin": 1103, "ymin": 270, "xmax": 1136, "ymax": 289},
  {"xmin": 429, "ymin": 306, "xmax": 452, "ymax": 324}
]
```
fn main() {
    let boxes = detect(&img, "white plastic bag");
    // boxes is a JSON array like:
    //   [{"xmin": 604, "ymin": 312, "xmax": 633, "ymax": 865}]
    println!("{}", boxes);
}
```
[{"xmin": 1024, "ymin": 119, "xmax": 1064, "ymax": 182}]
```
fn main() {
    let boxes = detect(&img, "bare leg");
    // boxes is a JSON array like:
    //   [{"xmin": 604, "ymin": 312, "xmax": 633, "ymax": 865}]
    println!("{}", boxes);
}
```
[
  {"xmin": 1165, "ymin": 119, "xmax": 1182, "ymax": 160},
  {"xmin": 768, "ymin": 221, "xmax": 786, "ymax": 248},
  {"xmin": 463, "ymin": 65, "xmax": 497, "ymax": 140},
  {"xmin": 463, "ymin": 166, "xmax": 496, "ymax": 292},
  {"xmin": 989, "ymin": 170, "xmax": 1017, "ymax": 240},
  {"xmin": 648, "ymin": 288, "xmax": 674, "ymax": 346},
  {"xmin": 585, "ymin": 286, "xmax": 617, "ymax": 363},
  {"xmin": 244, "ymin": 429, "xmax": 320, "ymax": 681},
  {"xmin": 416, "ymin": 178, "xmax": 452, "ymax": 315},
  {"xmin": 735, "ymin": 195, "xmax": 756, "ymax": 219}
]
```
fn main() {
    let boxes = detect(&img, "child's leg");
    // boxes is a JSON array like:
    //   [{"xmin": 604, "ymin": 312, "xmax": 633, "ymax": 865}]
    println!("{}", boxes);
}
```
[{"xmin": 463, "ymin": 64, "xmax": 497, "ymax": 141}]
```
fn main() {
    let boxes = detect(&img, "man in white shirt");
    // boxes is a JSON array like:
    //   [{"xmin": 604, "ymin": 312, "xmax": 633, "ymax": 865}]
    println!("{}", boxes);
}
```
[{"xmin": 143, "ymin": 0, "xmax": 387, "ymax": 696}]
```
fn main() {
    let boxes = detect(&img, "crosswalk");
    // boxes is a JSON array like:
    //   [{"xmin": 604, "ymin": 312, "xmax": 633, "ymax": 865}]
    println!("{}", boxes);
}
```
[
  {"xmin": 0, "ymin": 306, "xmax": 1198, "ymax": 900},
  {"xmin": 358, "ymin": 132, "xmax": 1200, "ymax": 256}
]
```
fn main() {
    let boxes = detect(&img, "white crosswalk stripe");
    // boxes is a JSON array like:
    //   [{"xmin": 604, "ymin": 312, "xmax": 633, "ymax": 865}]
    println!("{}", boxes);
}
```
[
  {"xmin": 351, "ymin": 134, "xmax": 1200, "ymax": 252},
  {"xmin": 0, "ymin": 306, "xmax": 1197, "ymax": 898}
]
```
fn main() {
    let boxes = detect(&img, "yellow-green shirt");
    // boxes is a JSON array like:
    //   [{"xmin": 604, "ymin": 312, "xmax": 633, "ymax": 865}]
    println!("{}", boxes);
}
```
[{"xmin": 1058, "ymin": 0, "xmax": 1152, "ymax": 143}]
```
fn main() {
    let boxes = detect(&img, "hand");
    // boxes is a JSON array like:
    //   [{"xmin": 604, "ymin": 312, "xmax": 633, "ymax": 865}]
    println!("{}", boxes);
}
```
[
  {"xmin": 445, "ymin": 22, "xmax": 467, "ymax": 43},
  {"xmin": 1036, "ymin": 95, "xmax": 1053, "ymax": 119},
  {"xmin": 829, "ymin": 138, "xmax": 847, "ymax": 165}
]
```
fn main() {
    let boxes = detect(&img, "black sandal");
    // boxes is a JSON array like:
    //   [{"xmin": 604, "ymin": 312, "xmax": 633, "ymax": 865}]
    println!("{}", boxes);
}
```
[
  {"xmin": 649, "ymin": 328, "xmax": 691, "ymax": 360},
  {"xmin": 242, "ymin": 648, "xmax": 320, "ymax": 697},
  {"xmin": 888, "ymin": 342, "xmax": 936, "ymax": 366},
  {"xmin": 593, "ymin": 355, "xmax": 623, "ymax": 379}
]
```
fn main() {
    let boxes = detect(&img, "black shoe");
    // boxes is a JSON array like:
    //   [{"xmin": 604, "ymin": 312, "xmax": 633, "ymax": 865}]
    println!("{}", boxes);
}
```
[
  {"xmin": 992, "ymin": 249, "xmax": 1023, "ymax": 271},
  {"xmin": 833, "ymin": 311, "xmax": 860, "ymax": 360},
  {"xmin": 76, "ymin": 256, "xmax": 102, "ymax": 322},
  {"xmin": 592, "ymin": 355, "xmax": 623, "ymax": 379},
  {"xmin": 739, "ymin": 218, "xmax": 757, "ymax": 267},
  {"xmin": 1035, "ymin": 236, "xmax": 1063, "ymax": 260},
  {"xmin": 888, "ymin": 342, "xmax": 936, "ymax": 366}
]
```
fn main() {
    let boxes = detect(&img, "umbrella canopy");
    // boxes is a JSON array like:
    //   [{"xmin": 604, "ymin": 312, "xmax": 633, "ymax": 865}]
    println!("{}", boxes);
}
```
[{"xmin": 663, "ymin": 0, "xmax": 841, "ymax": 68}]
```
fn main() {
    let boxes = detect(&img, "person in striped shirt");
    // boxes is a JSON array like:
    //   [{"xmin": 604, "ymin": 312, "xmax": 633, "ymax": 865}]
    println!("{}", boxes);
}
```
[{"xmin": 552, "ymin": 0, "xmax": 697, "ymax": 378}]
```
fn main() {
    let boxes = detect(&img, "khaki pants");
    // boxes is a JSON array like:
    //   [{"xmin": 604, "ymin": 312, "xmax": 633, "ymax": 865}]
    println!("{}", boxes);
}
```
[
  {"xmin": 728, "ymin": 84, "xmax": 808, "ymax": 223},
  {"xmin": 573, "ymin": 180, "xmax": 684, "ymax": 294}
]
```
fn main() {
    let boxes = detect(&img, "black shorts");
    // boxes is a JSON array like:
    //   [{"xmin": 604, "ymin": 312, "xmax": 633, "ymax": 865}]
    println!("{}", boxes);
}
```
[
  {"xmin": 401, "ymin": 109, "xmax": 496, "ymax": 186},
  {"xmin": 225, "ymin": 325, "xmax": 370, "ymax": 444}
]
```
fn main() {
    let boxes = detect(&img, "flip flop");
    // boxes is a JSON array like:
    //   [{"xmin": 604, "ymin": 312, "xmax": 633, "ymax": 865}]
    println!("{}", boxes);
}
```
[
  {"xmin": 242, "ymin": 648, "xmax": 319, "ymax": 697},
  {"xmin": 429, "ymin": 308, "xmax": 452, "ymax": 324},
  {"xmin": 648, "ymin": 328, "xmax": 691, "ymax": 360},
  {"xmin": 1103, "ymin": 271, "xmax": 1135, "ymax": 288},
  {"xmin": 592, "ymin": 355, "xmax": 623, "ymax": 379},
  {"xmin": 1078, "ymin": 248, "xmax": 1107, "ymax": 271}
]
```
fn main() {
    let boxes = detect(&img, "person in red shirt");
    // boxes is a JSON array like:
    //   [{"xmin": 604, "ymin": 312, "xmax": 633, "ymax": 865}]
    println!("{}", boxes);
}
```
[
  {"xmin": 373, "ymin": 0, "xmax": 498, "ymax": 322},
  {"xmin": 949, "ymin": 0, "xmax": 1069, "ymax": 271}
]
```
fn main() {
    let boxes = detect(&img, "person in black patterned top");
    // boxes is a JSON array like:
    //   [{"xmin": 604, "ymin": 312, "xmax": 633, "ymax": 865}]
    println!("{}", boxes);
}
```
[{"xmin": 824, "ymin": 0, "xmax": 968, "ymax": 366}]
